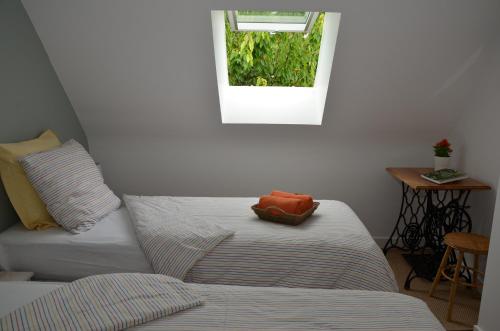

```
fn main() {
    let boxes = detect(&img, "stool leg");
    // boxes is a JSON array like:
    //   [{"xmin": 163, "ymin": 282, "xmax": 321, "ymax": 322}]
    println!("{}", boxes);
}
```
[
  {"xmin": 447, "ymin": 251, "xmax": 464, "ymax": 322},
  {"xmin": 429, "ymin": 246, "xmax": 452, "ymax": 297},
  {"xmin": 473, "ymin": 254, "xmax": 479, "ymax": 288}
]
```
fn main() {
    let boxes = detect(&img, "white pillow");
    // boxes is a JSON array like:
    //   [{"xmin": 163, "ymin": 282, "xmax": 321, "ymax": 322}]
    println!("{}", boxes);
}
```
[{"xmin": 19, "ymin": 140, "xmax": 121, "ymax": 233}]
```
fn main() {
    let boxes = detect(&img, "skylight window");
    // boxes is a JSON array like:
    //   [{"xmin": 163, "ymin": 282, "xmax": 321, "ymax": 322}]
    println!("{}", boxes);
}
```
[
  {"xmin": 211, "ymin": 10, "xmax": 341, "ymax": 125},
  {"xmin": 227, "ymin": 10, "xmax": 319, "ymax": 33}
]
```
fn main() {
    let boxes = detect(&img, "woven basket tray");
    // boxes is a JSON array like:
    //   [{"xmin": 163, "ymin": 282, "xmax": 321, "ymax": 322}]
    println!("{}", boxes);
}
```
[{"xmin": 251, "ymin": 202, "xmax": 320, "ymax": 226}]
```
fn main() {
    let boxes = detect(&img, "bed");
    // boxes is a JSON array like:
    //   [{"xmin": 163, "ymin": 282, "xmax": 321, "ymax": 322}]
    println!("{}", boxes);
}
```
[
  {"xmin": 0, "ymin": 207, "xmax": 153, "ymax": 279},
  {"xmin": 0, "ymin": 197, "xmax": 398, "ymax": 292},
  {"xmin": 0, "ymin": 279, "xmax": 443, "ymax": 331}
]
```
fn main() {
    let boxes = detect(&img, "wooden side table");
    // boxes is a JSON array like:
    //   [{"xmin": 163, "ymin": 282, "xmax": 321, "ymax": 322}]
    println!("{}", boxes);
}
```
[{"xmin": 383, "ymin": 167, "xmax": 490, "ymax": 289}]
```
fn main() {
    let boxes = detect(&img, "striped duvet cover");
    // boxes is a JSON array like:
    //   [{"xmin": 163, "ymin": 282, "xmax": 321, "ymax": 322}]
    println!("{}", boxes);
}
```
[
  {"xmin": 125, "ymin": 196, "xmax": 398, "ymax": 292},
  {"xmin": 0, "ymin": 280, "xmax": 444, "ymax": 331},
  {"xmin": 0, "ymin": 274, "xmax": 202, "ymax": 331},
  {"xmin": 135, "ymin": 284, "xmax": 444, "ymax": 331},
  {"xmin": 124, "ymin": 195, "xmax": 235, "ymax": 279}
]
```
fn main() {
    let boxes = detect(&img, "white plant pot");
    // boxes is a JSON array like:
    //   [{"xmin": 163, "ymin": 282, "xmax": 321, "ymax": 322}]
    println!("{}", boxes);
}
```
[{"xmin": 434, "ymin": 156, "xmax": 450, "ymax": 171}]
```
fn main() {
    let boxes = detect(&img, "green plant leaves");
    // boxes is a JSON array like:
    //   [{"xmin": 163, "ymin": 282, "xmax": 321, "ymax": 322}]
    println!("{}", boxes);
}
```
[
  {"xmin": 256, "ymin": 77, "xmax": 268, "ymax": 86},
  {"xmin": 225, "ymin": 13, "xmax": 324, "ymax": 87}
]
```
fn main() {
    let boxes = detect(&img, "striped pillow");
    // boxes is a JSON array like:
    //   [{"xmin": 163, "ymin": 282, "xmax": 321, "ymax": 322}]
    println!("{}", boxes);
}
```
[{"xmin": 19, "ymin": 140, "xmax": 120, "ymax": 233}]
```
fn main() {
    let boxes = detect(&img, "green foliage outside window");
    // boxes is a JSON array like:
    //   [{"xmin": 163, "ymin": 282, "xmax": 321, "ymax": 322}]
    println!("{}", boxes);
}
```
[{"xmin": 225, "ymin": 13, "xmax": 324, "ymax": 87}]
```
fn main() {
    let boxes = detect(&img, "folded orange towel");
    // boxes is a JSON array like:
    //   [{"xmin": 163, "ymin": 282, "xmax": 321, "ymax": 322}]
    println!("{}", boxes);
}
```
[
  {"xmin": 271, "ymin": 190, "xmax": 314, "ymax": 210},
  {"xmin": 258, "ymin": 195, "xmax": 311, "ymax": 215}
]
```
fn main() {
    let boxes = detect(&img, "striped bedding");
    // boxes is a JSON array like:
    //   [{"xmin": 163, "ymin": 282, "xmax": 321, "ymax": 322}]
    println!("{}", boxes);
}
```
[
  {"xmin": 0, "ymin": 274, "xmax": 202, "ymax": 331},
  {"xmin": 137, "ymin": 285, "xmax": 444, "ymax": 331},
  {"xmin": 124, "ymin": 196, "xmax": 398, "ymax": 292},
  {"xmin": 124, "ymin": 195, "xmax": 235, "ymax": 279},
  {"xmin": 0, "ymin": 280, "xmax": 444, "ymax": 331}
]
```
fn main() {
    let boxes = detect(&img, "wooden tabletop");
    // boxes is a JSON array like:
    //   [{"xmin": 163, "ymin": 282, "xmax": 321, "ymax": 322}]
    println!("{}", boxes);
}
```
[{"xmin": 386, "ymin": 167, "xmax": 491, "ymax": 191}]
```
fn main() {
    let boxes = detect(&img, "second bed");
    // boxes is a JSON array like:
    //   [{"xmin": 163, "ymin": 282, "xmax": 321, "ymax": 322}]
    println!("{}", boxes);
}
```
[{"xmin": 0, "ymin": 279, "xmax": 442, "ymax": 331}]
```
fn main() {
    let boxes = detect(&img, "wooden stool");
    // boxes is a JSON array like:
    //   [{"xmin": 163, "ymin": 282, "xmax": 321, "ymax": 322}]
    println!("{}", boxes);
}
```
[{"xmin": 429, "ymin": 232, "xmax": 489, "ymax": 322}]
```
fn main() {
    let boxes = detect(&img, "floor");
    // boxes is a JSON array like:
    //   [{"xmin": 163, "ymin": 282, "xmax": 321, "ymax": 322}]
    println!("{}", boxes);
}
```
[{"xmin": 387, "ymin": 250, "xmax": 481, "ymax": 331}]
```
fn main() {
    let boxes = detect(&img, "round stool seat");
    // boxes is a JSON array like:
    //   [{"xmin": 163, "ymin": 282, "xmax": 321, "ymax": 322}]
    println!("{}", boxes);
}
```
[{"xmin": 444, "ymin": 232, "xmax": 489, "ymax": 255}]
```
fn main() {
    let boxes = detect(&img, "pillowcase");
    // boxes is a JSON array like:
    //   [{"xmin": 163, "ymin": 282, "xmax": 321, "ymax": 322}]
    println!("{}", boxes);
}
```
[
  {"xmin": 19, "ymin": 139, "xmax": 121, "ymax": 233},
  {"xmin": 0, "ymin": 130, "xmax": 60, "ymax": 230}
]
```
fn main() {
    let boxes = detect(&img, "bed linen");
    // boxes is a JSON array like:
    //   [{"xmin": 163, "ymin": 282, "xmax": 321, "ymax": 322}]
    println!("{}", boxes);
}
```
[
  {"xmin": 0, "ymin": 208, "xmax": 153, "ymax": 280},
  {"xmin": 0, "ymin": 280, "xmax": 444, "ymax": 331},
  {"xmin": 127, "ymin": 196, "xmax": 398, "ymax": 292},
  {"xmin": 1, "ymin": 274, "xmax": 201, "ymax": 331},
  {"xmin": 124, "ymin": 195, "xmax": 235, "ymax": 279}
]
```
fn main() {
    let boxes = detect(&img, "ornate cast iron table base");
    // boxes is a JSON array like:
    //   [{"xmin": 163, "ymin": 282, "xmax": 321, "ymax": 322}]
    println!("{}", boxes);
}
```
[{"xmin": 383, "ymin": 182, "xmax": 472, "ymax": 289}]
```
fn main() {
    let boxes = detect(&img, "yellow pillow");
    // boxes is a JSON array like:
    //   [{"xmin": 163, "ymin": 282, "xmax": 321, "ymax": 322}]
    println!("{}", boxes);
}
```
[{"xmin": 0, "ymin": 130, "xmax": 61, "ymax": 230}]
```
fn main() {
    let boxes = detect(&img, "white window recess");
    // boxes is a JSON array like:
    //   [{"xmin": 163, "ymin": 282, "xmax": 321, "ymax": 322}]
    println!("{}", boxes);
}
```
[{"xmin": 211, "ymin": 10, "xmax": 341, "ymax": 125}]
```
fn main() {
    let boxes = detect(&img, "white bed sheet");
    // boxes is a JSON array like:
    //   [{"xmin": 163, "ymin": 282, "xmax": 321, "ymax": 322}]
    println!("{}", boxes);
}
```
[{"xmin": 0, "ymin": 207, "xmax": 153, "ymax": 280}]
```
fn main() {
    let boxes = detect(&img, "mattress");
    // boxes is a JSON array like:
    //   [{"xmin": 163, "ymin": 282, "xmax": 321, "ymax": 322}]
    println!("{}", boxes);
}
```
[
  {"xmin": 0, "ymin": 281, "xmax": 444, "ymax": 331},
  {"xmin": 0, "ymin": 207, "xmax": 153, "ymax": 280}
]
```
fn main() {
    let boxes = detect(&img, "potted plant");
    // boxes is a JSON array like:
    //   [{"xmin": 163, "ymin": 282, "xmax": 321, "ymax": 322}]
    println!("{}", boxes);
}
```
[{"xmin": 433, "ymin": 139, "xmax": 452, "ymax": 171}]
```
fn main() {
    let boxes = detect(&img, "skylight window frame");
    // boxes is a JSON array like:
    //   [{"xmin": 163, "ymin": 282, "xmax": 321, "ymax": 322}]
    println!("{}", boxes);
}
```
[
  {"xmin": 227, "ymin": 10, "xmax": 319, "ymax": 33},
  {"xmin": 212, "ymin": 10, "xmax": 341, "ymax": 125}
]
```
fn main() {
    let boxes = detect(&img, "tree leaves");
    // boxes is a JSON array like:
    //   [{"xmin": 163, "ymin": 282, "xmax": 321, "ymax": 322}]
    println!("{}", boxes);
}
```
[
  {"xmin": 256, "ymin": 77, "xmax": 268, "ymax": 86},
  {"xmin": 225, "ymin": 13, "xmax": 324, "ymax": 87}
]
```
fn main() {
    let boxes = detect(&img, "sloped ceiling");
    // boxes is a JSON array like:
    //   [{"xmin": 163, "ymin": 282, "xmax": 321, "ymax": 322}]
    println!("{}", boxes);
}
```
[
  {"xmin": 22, "ymin": 0, "xmax": 498, "ymax": 138},
  {"xmin": 21, "ymin": 0, "xmax": 500, "ymax": 236}
]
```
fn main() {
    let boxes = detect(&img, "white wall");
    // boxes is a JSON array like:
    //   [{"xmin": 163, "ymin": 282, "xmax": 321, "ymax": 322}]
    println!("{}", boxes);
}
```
[
  {"xmin": 452, "ymin": 30, "xmax": 500, "ymax": 236},
  {"xmin": 21, "ymin": 0, "xmax": 499, "ymax": 240},
  {"xmin": 451, "ymin": 24, "xmax": 500, "ymax": 331},
  {"xmin": 477, "ymin": 179, "xmax": 500, "ymax": 331}
]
